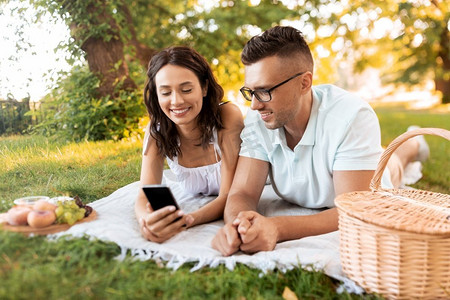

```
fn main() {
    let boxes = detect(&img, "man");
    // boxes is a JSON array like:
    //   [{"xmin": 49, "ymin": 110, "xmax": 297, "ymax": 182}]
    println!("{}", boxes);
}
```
[{"xmin": 211, "ymin": 25, "xmax": 425, "ymax": 256}]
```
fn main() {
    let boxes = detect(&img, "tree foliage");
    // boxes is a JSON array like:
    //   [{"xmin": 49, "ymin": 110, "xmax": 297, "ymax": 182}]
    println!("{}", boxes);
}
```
[
  {"xmin": 28, "ymin": 66, "xmax": 145, "ymax": 141},
  {"xmin": 352, "ymin": 0, "xmax": 449, "ymax": 103},
  {"xmin": 297, "ymin": 0, "xmax": 449, "ymax": 102},
  {"xmin": 10, "ymin": 0, "xmax": 450, "ymax": 140},
  {"xmin": 24, "ymin": 0, "xmax": 297, "ymax": 140}
]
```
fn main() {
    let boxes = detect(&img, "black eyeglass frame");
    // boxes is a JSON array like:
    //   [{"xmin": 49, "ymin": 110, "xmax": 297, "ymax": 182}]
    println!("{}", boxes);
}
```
[{"xmin": 239, "ymin": 71, "xmax": 306, "ymax": 102}]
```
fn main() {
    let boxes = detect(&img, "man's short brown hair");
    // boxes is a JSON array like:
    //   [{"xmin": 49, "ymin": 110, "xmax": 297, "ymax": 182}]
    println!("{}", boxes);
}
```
[{"xmin": 241, "ymin": 26, "xmax": 314, "ymax": 71}]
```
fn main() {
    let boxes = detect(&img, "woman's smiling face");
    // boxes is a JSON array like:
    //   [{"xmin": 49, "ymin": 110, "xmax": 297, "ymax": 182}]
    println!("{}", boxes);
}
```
[{"xmin": 155, "ymin": 64, "xmax": 207, "ymax": 127}]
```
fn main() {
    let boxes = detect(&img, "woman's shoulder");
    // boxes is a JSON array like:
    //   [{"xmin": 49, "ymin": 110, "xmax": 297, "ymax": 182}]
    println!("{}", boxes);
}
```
[
  {"xmin": 218, "ymin": 101, "xmax": 244, "ymax": 128},
  {"xmin": 216, "ymin": 102, "xmax": 244, "ymax": 147},
  {"xmin": 142, "ymin": 129, "xmax": 165, "ymax": 159}
]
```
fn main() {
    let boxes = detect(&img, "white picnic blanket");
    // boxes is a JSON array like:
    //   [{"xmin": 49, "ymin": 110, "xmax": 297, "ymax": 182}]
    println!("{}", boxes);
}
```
[{"xmin": 52, "ymin": 170, "xmax": 363, "ymax": 294}]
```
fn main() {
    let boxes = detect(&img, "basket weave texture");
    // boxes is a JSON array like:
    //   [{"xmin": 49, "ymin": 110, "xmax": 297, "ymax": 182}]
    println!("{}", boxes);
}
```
[{"xmin": 335, "ymin": 128, "xmax": 450, "ymax": 299}]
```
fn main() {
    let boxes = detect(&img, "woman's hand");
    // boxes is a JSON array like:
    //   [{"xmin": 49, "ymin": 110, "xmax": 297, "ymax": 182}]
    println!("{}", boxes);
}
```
[{"xmin": 139, "ymin": 203, "xmax": 194, "ymax": 243}]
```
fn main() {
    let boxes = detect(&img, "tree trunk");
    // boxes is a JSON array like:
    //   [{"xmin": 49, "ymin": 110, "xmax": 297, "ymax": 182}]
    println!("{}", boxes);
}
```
[
  {"xmin": 120, "ymin": 3, "xmax": 158, "ymax": 68},
  {"xmin": 81, "ymin": 35, "xmax": 137, "ymax": 97},
  {"xmin": 433, "ymin": 2, "xmax": 450, "ymax": 104},
  {"xmin": 435, "ymin": 79, "xmax": 450, "ymax": 104},
  {"xmin": 436, "ymin": 25, "xmax": 450, "ymax": 103},
  {"xmin": 67, "ymin": 0, "xmax": 137, "ymax": 98}
]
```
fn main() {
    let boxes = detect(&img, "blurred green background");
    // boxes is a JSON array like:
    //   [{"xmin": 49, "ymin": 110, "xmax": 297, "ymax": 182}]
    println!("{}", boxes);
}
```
[{"xmin": 1, "ymin": 0, "xmax": 449, "ymax": 141}]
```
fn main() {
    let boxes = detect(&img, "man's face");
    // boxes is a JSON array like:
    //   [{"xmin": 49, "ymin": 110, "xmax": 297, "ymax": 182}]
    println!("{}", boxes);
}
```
[
  {"xmin": 245, "ymin": 56, "xmax": 304, "ymax": 129},
  {"xmin": 243, "ymin": 56, "xmax": 305, "ymax": 130}
]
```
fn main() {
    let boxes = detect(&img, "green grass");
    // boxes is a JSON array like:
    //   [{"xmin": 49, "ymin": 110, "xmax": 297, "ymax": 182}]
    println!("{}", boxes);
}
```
[
  {"xmin": 0, "ymin": 135, "xmax": 357, "ymax": 300},
  {"xmin": 0, "ymin": 232, "xmax": 346, "ymax": 299},
  {"xmin": 0, "ymin": 103, "xmax": 448, "ymax": 299},
  {"xmin": 374, "ymin": 103, "xmax": 450, "ymax": 194},
  {"xmin": 0, "ymin": 135, "xmax": 142, "ymax": 207}
]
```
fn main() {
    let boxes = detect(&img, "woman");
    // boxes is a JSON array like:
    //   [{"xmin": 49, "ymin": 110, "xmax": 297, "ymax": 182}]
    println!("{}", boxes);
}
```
[{"xmin": 135, "ymin": 46, "xmax": 244, "ymax": 243}]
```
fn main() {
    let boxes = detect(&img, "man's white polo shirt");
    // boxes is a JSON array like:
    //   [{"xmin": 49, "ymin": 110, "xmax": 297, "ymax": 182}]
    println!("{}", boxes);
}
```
[{"xmin": 239, "ymin": 84, "xmax": 391, "ymax": 208}]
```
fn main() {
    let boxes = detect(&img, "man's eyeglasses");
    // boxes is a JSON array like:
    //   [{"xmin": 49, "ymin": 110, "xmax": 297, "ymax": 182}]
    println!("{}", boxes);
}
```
[{"xmin": 239, "ymin": 71, "xmax": 306, "ymax": 102}]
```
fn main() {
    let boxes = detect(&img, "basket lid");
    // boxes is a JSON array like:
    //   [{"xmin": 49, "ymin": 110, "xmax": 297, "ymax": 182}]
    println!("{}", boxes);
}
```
[
  {"xmin": 336, "ymin": 128, "xmax": 450, "ymax": 235},
  {"xmin": 335, "ymin": 189, "xmax": 450, "ymax": 235}
]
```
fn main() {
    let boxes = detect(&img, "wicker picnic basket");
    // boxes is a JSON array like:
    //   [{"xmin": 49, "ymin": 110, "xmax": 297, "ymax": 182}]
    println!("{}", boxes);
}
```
[{"xmin": 335, "ymin": 128, "xmax": 450, "ymax": 299}]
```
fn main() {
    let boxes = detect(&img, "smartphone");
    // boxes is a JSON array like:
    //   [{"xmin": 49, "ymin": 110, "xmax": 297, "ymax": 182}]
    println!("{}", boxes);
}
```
[{"xmin": 142, "ymin": 184, "xmax": 180, "ymax": 211}]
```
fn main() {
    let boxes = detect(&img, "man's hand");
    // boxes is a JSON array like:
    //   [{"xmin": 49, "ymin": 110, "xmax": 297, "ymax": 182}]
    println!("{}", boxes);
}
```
[
  {"xmin": 235, "ymin": 211, "xmax": 278, "ymax": 254},
  {"xmin": 211, "ymin": 222, "xmax": 241, "ymax": 256}
]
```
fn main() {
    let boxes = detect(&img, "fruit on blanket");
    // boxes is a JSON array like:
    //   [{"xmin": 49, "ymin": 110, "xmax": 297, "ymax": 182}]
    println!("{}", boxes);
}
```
[
  {"xmin": 33, "ymin": 199, "xmax": 57, "ymax": 212},
  {"xmin": 27, "ymin": 210, "xmax": 56, "ymax": 228},
  {"xmin": 55, "ymin": 200, "xmax": 86, "ymax": 225},
  {"xmin": 7, "ymin": 206, "xmax": 32, "ymax": 226},
  {"xmin": 74, "ymin": 196, "xmax": 93, "ymax": 217}
]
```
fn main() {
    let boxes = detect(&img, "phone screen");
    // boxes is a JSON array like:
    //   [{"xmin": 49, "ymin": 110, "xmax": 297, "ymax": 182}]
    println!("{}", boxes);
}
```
[{"xmin": 142, "ymin": 185, "xmax": 180, "ymax": 211}]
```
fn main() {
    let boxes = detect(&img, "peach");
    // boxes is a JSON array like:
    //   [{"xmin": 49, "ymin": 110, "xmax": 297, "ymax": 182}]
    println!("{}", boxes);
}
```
[
  {"xmin": 33, "ymin": 200, "xmax": 57, "ymax": 212},
  {"xmin": 7, "ymin": 206, "xmax": 32, "ymax": 226},
  {"xmin": 27, "ymin": 210, "xmax": 56, "ymax": 228}
]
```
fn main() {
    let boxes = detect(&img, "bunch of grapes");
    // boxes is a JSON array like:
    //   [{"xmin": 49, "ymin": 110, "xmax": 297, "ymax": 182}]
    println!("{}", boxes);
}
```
[
  {"xmin": 74, "ymin": 196, "xmax": 93, "ymax": 217},
  {"xmin": 55, "ymin": 200, "xmax": 86, "ymax": 225}
]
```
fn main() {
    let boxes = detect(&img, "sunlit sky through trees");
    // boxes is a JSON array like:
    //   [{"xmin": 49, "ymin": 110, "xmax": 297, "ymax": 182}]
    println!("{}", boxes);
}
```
[
  {"xmin": 0, "ymin": 1, "xmax": 75, "ymax": 100},
  {"xmin": 0, "ymin": 0, "xmax": 442, "ymax": 106}
]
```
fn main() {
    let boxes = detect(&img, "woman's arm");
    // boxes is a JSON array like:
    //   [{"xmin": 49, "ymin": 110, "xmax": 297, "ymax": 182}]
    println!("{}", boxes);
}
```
[
  {"xmin": 135, "ymin": 128, "xmax": 165, "ymax": 221},
  {"xmin": 189, "ymin": 102, "xmax": 244, "ymax": 225},
  {"xmin": 136, "ymin": 128, "xmax": 188, "ymax": 242}
]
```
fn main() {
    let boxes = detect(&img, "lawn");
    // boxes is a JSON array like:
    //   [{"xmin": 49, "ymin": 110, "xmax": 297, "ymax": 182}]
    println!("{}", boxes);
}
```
[
  {"xmin": 374, "ymin": 103, "xmax": 450, "ymax": 194},
  {"xmin": 0, "ymin": 103, "xmax": 448, "ymax": 299}
]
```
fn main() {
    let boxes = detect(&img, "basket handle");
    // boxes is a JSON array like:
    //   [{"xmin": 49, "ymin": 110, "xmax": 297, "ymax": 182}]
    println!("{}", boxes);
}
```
[{"xmin": 370, "ymin": 128, "xmax": 450, "ymax": 191}]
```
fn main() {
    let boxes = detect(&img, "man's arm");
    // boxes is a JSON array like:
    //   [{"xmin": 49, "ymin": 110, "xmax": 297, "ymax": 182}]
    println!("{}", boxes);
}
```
[
  {"xmin": 223, "ymin": 156, "xmax": 270, "ymax": 222},
  {"xmin": 211, "ymin": 156, "xmax": 269, "ymax": 256},
  {"xmin": 237, "ymin": 169, "xmax": 375, "ymax": 253}
]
